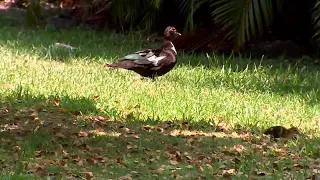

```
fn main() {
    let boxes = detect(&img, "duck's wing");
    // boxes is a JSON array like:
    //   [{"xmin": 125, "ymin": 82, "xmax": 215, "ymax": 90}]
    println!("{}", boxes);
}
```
[{"xmin": 118, "ymin": 48, "xmax": 165, "ymax": 66}]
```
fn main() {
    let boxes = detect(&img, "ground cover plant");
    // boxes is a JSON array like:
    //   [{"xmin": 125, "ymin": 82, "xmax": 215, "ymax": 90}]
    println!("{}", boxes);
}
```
[{"xmin": 1, "ymin": 26, "xmax": 320, "ymax": 179}]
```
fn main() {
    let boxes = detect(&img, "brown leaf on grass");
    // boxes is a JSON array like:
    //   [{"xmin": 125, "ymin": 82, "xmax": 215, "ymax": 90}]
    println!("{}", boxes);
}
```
[
  {"xmin": 196, "ymin": 164, "xmax": 204, "ymax": 173},
  {"xmin": 93, "ymin": 96, "xmax": 99, "ymax": 102},
  {"xmin": 169, "ymin": 173, "xmax": 182, "ymax": 180},
  {"xmin": 175, "ymin": 151, "xmax": 182, "ymax": 162},
  {"xmin": 94, "ymin": 116, "xmax": 108, "ymax": 123},
  {"xmin": 55, "ymin": 132, "xmax": 65, "ymax": 139},
  {"xmin": 169, "ymin": 160, "xmax": 179, "ymax": 165},
  {"xmin": 13, "ymin": 152, "xmax": 19, "ymax": 162},
  {"xmin": 35, "ymin": 151, "xmax": 44, "ymax": 158},
  {"xmin": 13, "ymin": 145, "xmax": 21, "ymax": 162},
  {"xmin": 255, "ymin": 171, "xmax": 267, "ymax": 176},
  {"xmin": 30, "ymin": 111, "xmax": 39, "ymax": 120},
  {"xmin": 54, "ymin": 100, "xmax": 60, "ymax": 107},
  {"xmin": 206, "ymin": 164, "xmax": 213, "ymax": 170},
  {"xmin": 35, "ymin": 166, "xmax": 48, "ymax": 178},
  {"xmin": 155, "ymin": 127, "xmax": 164, "ymax": 132},
  {"xmin": 77, "ymin": 159, "xmax": 84, "ymax": 166},
  {"xmin": 78, "ymin": 130, "xmax": 88, "ymax": 137},
  {"xmin": 58, "ymin": 159, "xmax": 67, "ymax": 166},
  {"xmin": 119, "ymin": 126, "xmax": 130, "ymax": 133},
  {"xmin": 35, "ymin": 103, "xmax": 45, "ymax": 111},
  {"xmin": 117, "ymin": 174, "xmax": 133, "ymax": 180},
  {"xmin": 185, "ymin": 155, "xmax": 193, "ymax": 162},
  {"xmin": 222, "ymin": 169, "xmax": 236, "ymax": 177},
  {"xmin": 313, "ymin": 169, "xmax": 320, "ymax": 174},
  {"xmin": 186, "ymin": 137, "xmax": 195, "ymax": 145},
  {"xmin": 233, "ymin": 144, "xmax": 245, "ymax": 153},
  {"xmin": 134, "ymin": 105, "xmax": 141, "ymax": 109},
  {"xmin": 71, "ymin": 111, "xmax": 81, "ymax": 116},
  {"xmin": 85, "ymin": 172, "xmax": 93, "ymax": 180},
  {"xmin": 62, "ymin": 149, "xmax": 69, "ymax": 157},
  {"xmin": 127, "ymin": 144, "xmax": 138, "ymax": 151},
  {"xmin": 59, "ymin": 108, "xmax": 68, "ymax": 114},
  {"xmin": 156, "ymin": 167, "xmax": 165, "ymax": 174},
  {"xmin": 217, "ymin": 122, "xmax": 231, "ymax": 132},
  {"xmin": 13, "ymin": 145, "xmax": 21, "ymax": 152},
  {"xmin": 182, "ymin": 121, "xmax": 192, "ymax": 130},
  {"xmin": 143, "ymin": 125, "xmax": 154, "ymax": 132},
  {"xmin": 87, "ymin": 158, "xmax": 98, "ymax": 165}
]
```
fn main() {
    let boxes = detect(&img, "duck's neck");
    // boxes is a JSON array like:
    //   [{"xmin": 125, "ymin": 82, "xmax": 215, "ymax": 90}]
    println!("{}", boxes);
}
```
[{"xmin": 162, "ymin": 40, "xmax": 177, "ymax": 55}]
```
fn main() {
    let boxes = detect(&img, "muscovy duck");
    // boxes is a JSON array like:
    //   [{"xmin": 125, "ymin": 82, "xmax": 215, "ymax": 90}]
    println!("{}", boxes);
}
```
[{"xmin": 104, "ymin": 26, "xmax": 181, "ymax": 79}]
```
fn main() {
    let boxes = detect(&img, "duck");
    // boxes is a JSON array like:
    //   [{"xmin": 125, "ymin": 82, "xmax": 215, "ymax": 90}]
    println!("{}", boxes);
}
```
[{"xmin": 104, "ymin": 26, "xmax": 181, "ymax": 79}]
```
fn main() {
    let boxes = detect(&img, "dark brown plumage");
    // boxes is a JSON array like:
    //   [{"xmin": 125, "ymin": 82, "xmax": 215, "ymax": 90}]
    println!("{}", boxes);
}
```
[{"xmin": 104, "ymin": 26, "xmax": 181, "ymax": 79}]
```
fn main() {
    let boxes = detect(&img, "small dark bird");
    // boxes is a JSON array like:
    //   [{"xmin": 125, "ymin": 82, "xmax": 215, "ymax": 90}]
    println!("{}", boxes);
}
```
[
  {"xmin": 104, "ymin": 26, "xmax": 181, "ymax": 79},
  {"xmin": 264, "ymin": 126, "xmax": 300, "ymax": 139}
]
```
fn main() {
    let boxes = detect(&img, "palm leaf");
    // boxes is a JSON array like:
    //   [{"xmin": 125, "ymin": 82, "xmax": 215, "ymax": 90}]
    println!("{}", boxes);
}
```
[
  {"xmin": 312, "ymin": 0, "xmax": 320, "ymax": 41},
  {"xmin": 212, "ymin": 0, "xmax": 283, "ymax": 50},
  {"xmin": 179, "ymin": 0, "xmax": 210, "ymax": 31}
]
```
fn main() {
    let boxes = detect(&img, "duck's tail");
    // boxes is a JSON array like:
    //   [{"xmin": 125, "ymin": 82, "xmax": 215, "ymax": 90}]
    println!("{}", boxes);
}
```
[
  {"xmin": 104, "ymin": 63, "xmax": 118, "ymax": 68},
  {"xmin": 104, "ymin": 61, "xmax": 135, "ymax": 70}
]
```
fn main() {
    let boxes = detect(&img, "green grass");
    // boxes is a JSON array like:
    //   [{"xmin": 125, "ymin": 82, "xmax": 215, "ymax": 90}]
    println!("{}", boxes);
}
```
[{"xmin": 1, "ymin": 26, "xmax": 320, "ymax": 179}]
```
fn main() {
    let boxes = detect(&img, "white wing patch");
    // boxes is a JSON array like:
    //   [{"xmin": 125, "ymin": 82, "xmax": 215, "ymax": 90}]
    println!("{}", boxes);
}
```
[{"xmin": 147, "ymin": 55, "xmax": 166, "ymax": 66}]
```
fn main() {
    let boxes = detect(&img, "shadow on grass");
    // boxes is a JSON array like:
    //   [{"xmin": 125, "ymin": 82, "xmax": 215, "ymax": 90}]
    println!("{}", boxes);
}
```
[{"xmin": 1, "ymin": 93, "xmax": 320, "ymax": 179}]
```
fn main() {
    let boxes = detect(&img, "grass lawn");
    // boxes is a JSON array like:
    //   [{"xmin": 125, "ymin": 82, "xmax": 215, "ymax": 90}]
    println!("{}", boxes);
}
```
[{"xmin": 0, "ymin": 25, "xmax": 320, "ymax": 179}]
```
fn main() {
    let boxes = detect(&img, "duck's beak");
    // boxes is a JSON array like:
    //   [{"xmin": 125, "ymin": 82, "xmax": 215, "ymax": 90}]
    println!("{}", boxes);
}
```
[{"xmin": 174, "ymin": 32, "xmax": 182, "ymax": 38}]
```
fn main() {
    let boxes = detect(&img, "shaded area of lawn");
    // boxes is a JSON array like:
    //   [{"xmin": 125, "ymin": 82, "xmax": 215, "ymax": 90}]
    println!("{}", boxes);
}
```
[{"xmin": 1, "ymin": 94, "xmax": 320, "ymax": 179}]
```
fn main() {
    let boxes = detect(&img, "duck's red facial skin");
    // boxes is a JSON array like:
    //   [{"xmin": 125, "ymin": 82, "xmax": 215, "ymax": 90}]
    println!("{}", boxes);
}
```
[{"xmin": 164, "ymin": 26, "xmax": 181, "ymax": 40}]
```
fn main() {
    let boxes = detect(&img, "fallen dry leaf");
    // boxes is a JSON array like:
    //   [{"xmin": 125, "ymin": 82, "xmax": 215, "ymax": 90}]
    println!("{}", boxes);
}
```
[
  {"xmin": 196, "ymin": 164, "xmax": 204, "ymax": 173},
  {"xmin": 13, "ymin": 152, "xmax": 19, "ymax": 162},
  {"xmin": 59, "ymin": 109, "xmax": 68, "ymax": 114},
  {"xmin": 93, "ymin": 96, "xmax": 99, "ymax": 102},
  {"xmin": 35, "ymin": 166, "xmax": 48, "ymax": 178},
  {"xmin": 169, "ymin": 160, "xmax": 179, "ymax": 165},
  {"xmin": 117, "ymin": 174, "xmax": 133, "ymax": 180},
  {"xmin": 78, "ymin": 130, "xmax": 88, "ymax": 137},
  {"xmin": 157, "ymin": 167, "xmax": 165, "ymax": 174},
  {"xmin": 85, "ymin": 172, "xmax": 93, "ymax": 180},
  {"xmin": 13, "ymin": 145, "xmax": 21, "ymax": 152},
  {"xmin": 54, "ymin": 100, "xmax": 60, "ymax": 107},
  {"xmin": 77, "ymin": 160, "xmax": 84, "ymax": 166},
  {"xmin": 119, "ymin": 126, "xmax": 130, "ymax": 133},
  {"xmin": 222, "ymin": 169, "xmax": 236, "ymax": 177},
  {"xmin": 87, "ymin": 158, "xmax": 97, "ymax": 165},
  {"xmin": 233, "ymin": 144, "xmax": 245, "ymax": 153},
  {"xmin": 55, "ymin": 132, "xmax": 65, "ymax": 138},
  {"xmin": 71, "ymin": 111, "xmax": 81, "ymax": 116}
]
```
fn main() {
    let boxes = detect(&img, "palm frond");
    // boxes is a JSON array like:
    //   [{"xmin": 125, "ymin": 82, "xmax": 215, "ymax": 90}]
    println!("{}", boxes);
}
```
[
  {"xmin": 212, "ymin": 0, "xmax": 283, "ymax": 50},
  {"xmin": 179, "ymin": 0, "xmax": 210, "ymax": 31},
  {"xmin": 312, "ymin": 0, "xmax": 320, "ymax": 40}
]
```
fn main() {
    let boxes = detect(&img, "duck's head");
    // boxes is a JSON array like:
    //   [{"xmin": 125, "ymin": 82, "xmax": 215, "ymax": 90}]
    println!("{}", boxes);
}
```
[{"xmin": 163, "ymin": 26, "xmax": 181, "ymax": 40}]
